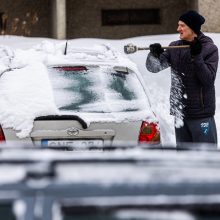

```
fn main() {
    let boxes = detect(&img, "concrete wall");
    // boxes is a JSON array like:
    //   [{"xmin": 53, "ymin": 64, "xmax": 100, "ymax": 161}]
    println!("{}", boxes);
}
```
[
  {"xmin": 198, "ymin": 0, "xmax": 220, "ymax": 32},
  {"xmin": 66, "ymin": 0, "xmax": 189, "ymax": 39},
  {"xmin": 2, "ymin": 0, "xmax": 219, "ymax": 39},
  {"xmin": 186, "ymin": 0, "xmax": 198, "ymax": 10},
  {"xmin": 0, "ymin": 0, "xmax": 51, "ymax": 37}
]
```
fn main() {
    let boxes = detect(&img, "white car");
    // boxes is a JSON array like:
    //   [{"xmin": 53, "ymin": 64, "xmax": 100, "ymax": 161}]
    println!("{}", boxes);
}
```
[{"xmin": 0, "ymin": 43, "xmax": 160, "ymax": 147}]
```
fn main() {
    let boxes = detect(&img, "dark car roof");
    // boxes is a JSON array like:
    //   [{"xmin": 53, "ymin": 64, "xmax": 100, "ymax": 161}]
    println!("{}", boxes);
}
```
[{"xmin": 0, "ymin": 145, "xmax": 220, "ymax": 220}]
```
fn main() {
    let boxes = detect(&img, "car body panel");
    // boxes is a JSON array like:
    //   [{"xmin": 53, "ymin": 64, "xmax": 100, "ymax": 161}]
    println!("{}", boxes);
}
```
[
  {"xmin": 31, "ymin": 120, "xmax": 142, "ymax": 147},
  {"xmin": 0, "ymin": 147, "xmax": 220, "ymax": 219}
]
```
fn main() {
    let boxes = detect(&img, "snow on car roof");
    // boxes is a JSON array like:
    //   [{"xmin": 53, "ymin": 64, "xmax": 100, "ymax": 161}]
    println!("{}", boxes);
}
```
[
  {"xmin": 1, "ymin": 147, "xmax": 220, "ymax": 186},
  {"xmin": 46, "ymin": 42, "xmax": 140, "ymax": 74}
]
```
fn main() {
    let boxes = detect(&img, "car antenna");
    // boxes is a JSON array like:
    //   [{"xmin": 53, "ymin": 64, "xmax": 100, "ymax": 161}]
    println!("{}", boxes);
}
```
[{"xmin": 64, "ymin": 40, "xmax": 68, "ymax": 55}]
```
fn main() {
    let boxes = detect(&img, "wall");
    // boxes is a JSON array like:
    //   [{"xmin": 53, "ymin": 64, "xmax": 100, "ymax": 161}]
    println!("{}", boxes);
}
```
[
  {"xmin": 186, "ymin": 0, "xmax": 198, "ymax": 10},
  {"xmin": 66, "ymin": 0, "xmax": 189, "ymax": 39},
  {"xmin": 3, "ymin": 0, "xmax": 215, "ymax": 39},
  {"xmin": 198, "ymin": 0, "xmax": 220, "ymax": 32},
  {"xmin": 0, "ymin": 0, "xmax": 51, "ymax": 37}
]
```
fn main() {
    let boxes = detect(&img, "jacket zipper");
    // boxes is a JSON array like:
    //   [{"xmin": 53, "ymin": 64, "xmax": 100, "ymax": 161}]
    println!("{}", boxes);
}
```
[{"xmin": 200, "ymin": 87, "xmax": 204, "ymax": 108}]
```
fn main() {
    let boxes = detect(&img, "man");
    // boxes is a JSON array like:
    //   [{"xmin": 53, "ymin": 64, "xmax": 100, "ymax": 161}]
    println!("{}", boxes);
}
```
[{"xmin": 146, "ymin": 10, "xmax": 219, "ymax": 147}]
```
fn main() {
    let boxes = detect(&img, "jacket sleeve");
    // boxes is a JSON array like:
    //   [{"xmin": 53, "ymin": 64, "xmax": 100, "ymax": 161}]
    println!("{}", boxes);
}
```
[
  {"xmin": 146, "ymin": 48, "xmax": 170, "ymax": 73},
  {"xmin": 192, "ymin": 44, "xmax": 218, "ymax": 86}
]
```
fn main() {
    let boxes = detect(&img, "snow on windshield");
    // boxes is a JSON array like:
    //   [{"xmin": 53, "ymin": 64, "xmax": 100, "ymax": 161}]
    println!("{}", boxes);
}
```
[{"xmin": 0, "ymin": 40, "xmax": 154, "ymax": 138}]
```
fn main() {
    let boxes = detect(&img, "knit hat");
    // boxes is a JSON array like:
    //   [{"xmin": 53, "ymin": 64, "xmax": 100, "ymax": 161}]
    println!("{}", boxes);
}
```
[{"xmin": 179, "ymin": 10, "xmax": 205, "ymax": 34}]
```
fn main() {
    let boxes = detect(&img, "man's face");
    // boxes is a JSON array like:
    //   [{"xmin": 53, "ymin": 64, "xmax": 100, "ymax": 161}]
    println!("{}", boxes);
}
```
[{"xmin": 177, "ymin": 21, "xmax": 197, "ymax": 41}]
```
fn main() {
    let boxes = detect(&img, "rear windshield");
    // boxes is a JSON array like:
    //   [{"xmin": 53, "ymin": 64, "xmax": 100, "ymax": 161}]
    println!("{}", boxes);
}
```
[{"xmin": 48, "ymin": 66, "xmax": 148, "ymax": 113}]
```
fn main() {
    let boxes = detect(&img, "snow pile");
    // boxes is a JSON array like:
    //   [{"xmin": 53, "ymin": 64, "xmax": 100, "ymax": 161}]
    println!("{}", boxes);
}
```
[
  {"xmin": 0, "ymin": 60, "xmax": 58, "ymax": 138},
  {"xmin": 0, "ymin": 42, "xmax": 68, "ymax": 138},
  {"xmin": 67, "ymin": 44, "xmax": 117, "ymax": 61},
  {"xmin": 0, "ymin": 41, "xmax": 72, "ymax": 138},
  {"xmin": 47, "ymin": 42, "xmax": 140, "ymax": 74},
  {"xmin": 0, "ymin": 165, "xmax": 26, "ymax": 183}
]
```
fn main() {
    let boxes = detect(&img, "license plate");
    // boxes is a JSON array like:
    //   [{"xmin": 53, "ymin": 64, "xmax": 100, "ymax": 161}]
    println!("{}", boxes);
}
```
[{"xmin": 41, "ymin": 139, "xmax": 104, "ymax": 148}]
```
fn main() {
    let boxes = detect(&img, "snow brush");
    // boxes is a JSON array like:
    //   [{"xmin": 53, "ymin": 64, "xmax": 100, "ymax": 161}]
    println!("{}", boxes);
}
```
[{"xmin": 124, "ymin": 43, "xmax": 190, "ymax": 54}]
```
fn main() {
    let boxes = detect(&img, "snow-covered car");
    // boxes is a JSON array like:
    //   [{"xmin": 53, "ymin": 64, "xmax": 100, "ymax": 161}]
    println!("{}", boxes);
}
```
[{"xmin": 0, "ymin": 43, "xmax": 160, "ymax": 147}]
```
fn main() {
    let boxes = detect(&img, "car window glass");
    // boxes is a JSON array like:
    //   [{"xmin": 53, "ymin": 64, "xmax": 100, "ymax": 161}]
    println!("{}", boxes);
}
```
[
  {"xmin": 0, "ymin": 203, "xmax": 15, "ymax": 220},
  {"xmin": 60, "ymin": 206, "xmax": 205, "ymax": 220},
  {"xmin": 48, "ymin": 66, "xmax": 148, "ymax": 113}
]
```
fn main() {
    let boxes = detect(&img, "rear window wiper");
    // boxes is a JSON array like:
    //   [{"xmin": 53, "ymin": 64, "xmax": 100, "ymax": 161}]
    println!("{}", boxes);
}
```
[{"xmin": 113, "ymin": 66, "xmax": 129, "ymax": 74}]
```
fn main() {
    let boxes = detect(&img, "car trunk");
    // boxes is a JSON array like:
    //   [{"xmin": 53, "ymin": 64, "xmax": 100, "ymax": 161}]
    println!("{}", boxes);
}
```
[
  {"xmin": 28, "ymin": 65, "xmax": 151, "ymax": 147},
  {"xmin": 32, "ymin": 115, "xmax": 142, "ymax": 147},
  {"xmin": 0, "ymin": 64, "xmax": 159, "ymax": 146}
]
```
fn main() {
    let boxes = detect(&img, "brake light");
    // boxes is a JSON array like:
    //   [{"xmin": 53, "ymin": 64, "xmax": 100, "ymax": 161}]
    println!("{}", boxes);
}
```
[
  {"xmin": 0, "ymin": 126, "xmax": 5, "ymax": 142},
  {"xmin": 55, "ymin": 66, "xmax": 87, "ymax": 71},
  {"xmin": 139, "ymin": 121, "xmax": 160, "ymax": 144}
]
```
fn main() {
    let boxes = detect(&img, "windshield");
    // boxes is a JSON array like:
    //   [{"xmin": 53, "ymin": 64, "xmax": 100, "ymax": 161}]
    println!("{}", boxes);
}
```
[{"xmin": 48, "ymin": 66, "xmax": 148, "ymax": 113}]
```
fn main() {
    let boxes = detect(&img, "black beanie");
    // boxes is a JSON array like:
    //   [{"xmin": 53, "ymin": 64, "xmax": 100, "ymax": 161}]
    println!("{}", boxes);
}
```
[{"xmin": 179, "ymin": 10, "xmax": 205, "ymax": 34}]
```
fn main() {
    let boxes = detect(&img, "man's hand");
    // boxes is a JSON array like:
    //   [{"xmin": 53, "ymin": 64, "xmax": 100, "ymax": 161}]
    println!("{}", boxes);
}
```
[
  {"xmin": 190, "ymin": 37, "xmax": 202, "ymax": 56},
  {"xmin": 149, "ymin": 43, "xmax": 164, "ymax": 58}
]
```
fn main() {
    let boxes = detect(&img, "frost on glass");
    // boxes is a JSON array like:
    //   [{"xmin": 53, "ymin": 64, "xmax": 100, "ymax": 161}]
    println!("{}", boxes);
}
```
[{"xmin": 48, "ymin": 66, "xmax": 148, "ymax": 113}]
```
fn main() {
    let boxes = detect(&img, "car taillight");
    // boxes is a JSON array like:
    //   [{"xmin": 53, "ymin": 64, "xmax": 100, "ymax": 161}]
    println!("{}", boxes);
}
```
[
  {"xmin": 0, "ymin": 126, "xmax": 5, "ymax": 142},
  {"xmin": 139, "ymin": 121, "xmax": 160, "ymax": 144}
]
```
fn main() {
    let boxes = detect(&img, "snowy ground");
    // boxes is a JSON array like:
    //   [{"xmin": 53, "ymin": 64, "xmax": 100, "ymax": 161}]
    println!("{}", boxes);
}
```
[{"xmin": 0, "ymin": 33, "xmax": 219, "ymax": 146}]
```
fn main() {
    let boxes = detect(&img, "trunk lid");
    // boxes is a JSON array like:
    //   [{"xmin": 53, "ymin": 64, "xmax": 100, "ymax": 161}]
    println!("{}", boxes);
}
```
[{"xmin": 32, "ymin": 115, "xmax": 142, "ymax": 147}]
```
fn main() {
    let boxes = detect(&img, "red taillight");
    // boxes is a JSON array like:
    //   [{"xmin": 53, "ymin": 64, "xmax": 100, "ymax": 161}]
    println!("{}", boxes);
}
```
[
  {"xmin": 0, "ymin": 126, "xmax": 5, "ymax": 142},
  {"xmin": 139, "ymin": 121, "xmax": 160, "ymax": 144},
  {"xmin": 55, "ymin": 66, "xmax": 87, "ymax": 71}
]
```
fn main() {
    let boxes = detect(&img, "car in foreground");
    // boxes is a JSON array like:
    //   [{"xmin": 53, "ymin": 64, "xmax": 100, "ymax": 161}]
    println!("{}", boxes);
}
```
[
  {"xmin": 0, "ymin": 146, "xmax": 220, "ymax": 220},
  {"xmin": 0, "ymin": 43, "xmax": 160, "ymax": 147}
]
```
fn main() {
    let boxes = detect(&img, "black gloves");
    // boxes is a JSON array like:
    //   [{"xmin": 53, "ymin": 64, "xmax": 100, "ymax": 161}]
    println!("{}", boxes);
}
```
[
  {"xmin": 190, "ymin": 37, "xmax": 202, "ymax": 56},
  {"xmin": 149, "ymin": 43, "xmax": 164, "ymax": 58}
]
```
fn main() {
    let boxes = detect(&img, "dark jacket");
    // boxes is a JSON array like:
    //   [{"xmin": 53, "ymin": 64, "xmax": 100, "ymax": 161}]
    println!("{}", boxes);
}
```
[{"xmin": 146, "ymin": 33, "xmax": 219, "ymax": 119}]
